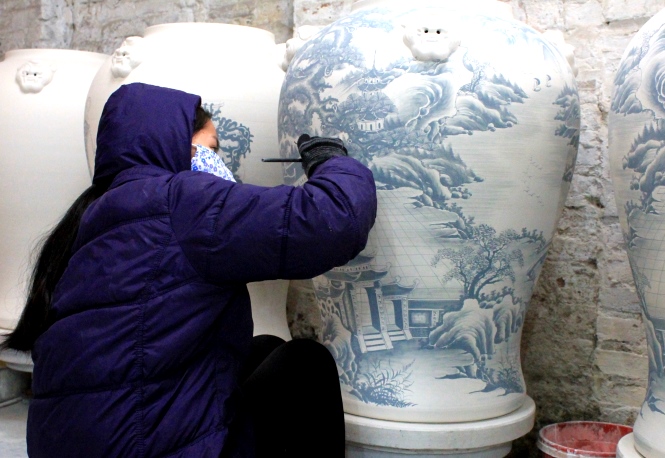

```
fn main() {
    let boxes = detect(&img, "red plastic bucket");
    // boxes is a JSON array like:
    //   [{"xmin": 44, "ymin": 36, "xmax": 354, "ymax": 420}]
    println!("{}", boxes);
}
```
[{"xmin": 537, "ymin": 421, "xmax": 633, "ymax": 457}]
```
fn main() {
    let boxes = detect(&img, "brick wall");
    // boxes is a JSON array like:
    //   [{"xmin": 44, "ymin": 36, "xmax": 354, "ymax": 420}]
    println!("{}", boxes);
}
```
[{"xmin": 0, "ymin": 0, "xmax": 293, "ymax": 56}]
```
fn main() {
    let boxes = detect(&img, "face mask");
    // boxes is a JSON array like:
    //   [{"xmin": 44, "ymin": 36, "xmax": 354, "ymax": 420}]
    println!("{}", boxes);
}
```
[{"xmin": 191, "ymin": 144, "xmax": 236, "ymax": 182}]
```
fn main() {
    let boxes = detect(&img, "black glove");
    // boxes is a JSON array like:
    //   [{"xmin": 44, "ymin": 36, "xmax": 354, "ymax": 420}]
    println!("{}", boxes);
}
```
[{"xmin": 297, "ymin": 134, "xmax": 348, "ymax": 178}]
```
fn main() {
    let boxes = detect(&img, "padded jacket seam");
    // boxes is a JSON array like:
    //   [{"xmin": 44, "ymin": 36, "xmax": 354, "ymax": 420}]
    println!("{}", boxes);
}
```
[
  {"xmin": 134, "ymin": 230, "xmax": 173, "ymax": 458},
  {"xmin": 78, "ymin": 214, "xmax": 171, "ymax": 252},
  {"xmin": 49, "ymin": 278, "xmax": 197, "ymax": 325},
  {"xmin": 167, "ymin": 180, "xmax": 208, "ymax": 283},
  {"xmin": 201, "ymin": 184, "xmax": 231, "ymax": 283},
  {"xmin": 323, "ymin": 175, "xmax": 361, "ymax": 253},
  {"xmin": 160, "ymin": 427, "xmax": 224, "ymax": 458},
  {"xmin": 278, "ymin": 187, "xmax": 296, "ymax": 277},
  {"xmin": 32, "ymin": 346, "xmax": 209, "ymax": 400}
]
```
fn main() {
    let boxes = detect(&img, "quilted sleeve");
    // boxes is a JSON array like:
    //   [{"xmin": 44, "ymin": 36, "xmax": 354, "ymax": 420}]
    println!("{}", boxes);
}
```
[{"xmin": 170, "ymin": 156, "xmax": 377, "ymax": 283}]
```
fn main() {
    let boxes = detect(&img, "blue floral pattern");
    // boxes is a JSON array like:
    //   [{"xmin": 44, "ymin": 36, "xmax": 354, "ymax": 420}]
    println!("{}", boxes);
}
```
[{"xmin": 191, "ymin": 144, "xmax": 236, "ymax": 182}]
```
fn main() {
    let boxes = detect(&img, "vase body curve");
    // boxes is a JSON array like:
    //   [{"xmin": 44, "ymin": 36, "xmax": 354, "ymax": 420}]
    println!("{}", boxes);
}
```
[
  {"xmin": 0, "ymin": 49, "xmax": 107, "ymax": 334},
  {"xmin": 85, "ymin": 23, "xmax": 291, "ymax": 341},
  {"xmin": 279, "ymin": 0, "xmax": 579, "ymax": 423},
  {"xmin": 608, "ymin": 8, "xmax": 665, "ymax": 458}
]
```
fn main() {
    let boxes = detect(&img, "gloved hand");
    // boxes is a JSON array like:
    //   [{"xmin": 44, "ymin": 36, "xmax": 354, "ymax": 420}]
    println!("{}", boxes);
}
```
[{"xmin": 297, "ymin": 134, "xmax": 348, "ymax": 178}]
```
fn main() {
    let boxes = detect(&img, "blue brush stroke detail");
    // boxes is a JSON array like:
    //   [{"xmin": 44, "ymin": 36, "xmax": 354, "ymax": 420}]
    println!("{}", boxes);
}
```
[
  {"xmin": 610, "ymin": 20, "xmax": 665, "ymax": 416},
  {"xmin": 202, "ymin": 103, "xmax": 253, "ymax": 183},
  {"xmin": 282, "ymin": 7, "xmax": 576, "ymax": 405}
]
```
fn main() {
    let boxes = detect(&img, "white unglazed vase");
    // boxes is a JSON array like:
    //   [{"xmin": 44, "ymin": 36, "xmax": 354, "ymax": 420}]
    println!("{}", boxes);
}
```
[
  {"xmin": 84, "ymin": 23, "xmax": 291, "ymax": 341},
  {"xmin": 0, "ymin": 49, "xmax": 107, "ymax": 370},
  {"xmin": 279, "ymin": 0, "xmax": 579, "ymax": 432},
  {"xmin": 608, "ymin": 8, "xmax": 665, "ymax": 458}
]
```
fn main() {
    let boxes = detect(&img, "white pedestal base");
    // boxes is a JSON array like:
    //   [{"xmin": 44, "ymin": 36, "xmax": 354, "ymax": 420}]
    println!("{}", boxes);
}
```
[
  {"xmin": 617, "ymin": 434, "xmax": 645, "ymax": 458},
  {"xmin": 345, "ymin": 396, "xmax": 535, "ymax": 457},
  {"xmin": 0, "ymin": 349, "xmax": 33, "ymax": 373}
]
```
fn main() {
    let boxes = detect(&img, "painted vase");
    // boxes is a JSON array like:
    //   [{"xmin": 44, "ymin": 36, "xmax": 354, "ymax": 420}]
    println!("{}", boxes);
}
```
[
  {"xmin": 0, "ymin": 49, "xmax": 107, "ymax": 336},
  {"xmin": 279, "ymin": 0, "xmax": 579, "ymax": 423},
  {"xmin": 608, "ymin": 8, "xmax": 665, "ymax": 458},
  {"xmin": 84, "ymin": 23, "xmax": 291, "ymax": 341}
]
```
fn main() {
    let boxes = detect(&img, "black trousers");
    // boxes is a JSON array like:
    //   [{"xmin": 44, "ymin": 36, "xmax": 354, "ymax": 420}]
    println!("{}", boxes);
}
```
[{"xmin": 225, "ymin": 335, "xmax": 345, "ymax": 458}]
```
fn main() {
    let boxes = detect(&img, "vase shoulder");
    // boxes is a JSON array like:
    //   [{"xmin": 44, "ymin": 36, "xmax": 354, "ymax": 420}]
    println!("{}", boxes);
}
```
[{"xmin": 143, "ymin": 22, "xmax": 277, "ymax": 52}]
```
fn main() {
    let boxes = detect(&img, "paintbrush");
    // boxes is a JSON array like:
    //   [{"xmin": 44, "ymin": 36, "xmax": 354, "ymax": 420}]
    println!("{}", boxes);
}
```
[{"xmin": 261, "ymin": 158, "xmax": 303, "ymax": 162}]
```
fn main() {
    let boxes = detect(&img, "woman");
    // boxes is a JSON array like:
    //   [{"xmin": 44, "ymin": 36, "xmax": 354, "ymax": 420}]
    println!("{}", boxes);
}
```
[{"xmin": 2, "ymin": 83, "xmax": 377, "ymax": 457}]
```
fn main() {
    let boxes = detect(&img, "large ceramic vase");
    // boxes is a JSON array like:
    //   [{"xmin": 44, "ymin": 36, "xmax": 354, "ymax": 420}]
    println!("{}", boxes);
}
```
[
  {"xmin": 0, "ymin": 49, "xmax": 107, "ymax": 363},
  {"xmin": 84, "ymin": 23, "xmax": 291, "ymax": 340},
  {"xmin": 609, "ymin": 8, "xmax": 665, "ymax": 458},
  {"xmin": 279, "ymin": 0, "xmax": 579, "ymax": 424}
]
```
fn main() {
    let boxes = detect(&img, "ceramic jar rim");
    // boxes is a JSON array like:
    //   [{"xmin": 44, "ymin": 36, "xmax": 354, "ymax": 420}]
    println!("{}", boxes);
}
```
[
  {"xmin": 2, "ymin": 48, "xmax": 107, "ymax": 62},
  {"xmin": 144, "ymin": 22, "xmax": 276, "ymax": 44}
]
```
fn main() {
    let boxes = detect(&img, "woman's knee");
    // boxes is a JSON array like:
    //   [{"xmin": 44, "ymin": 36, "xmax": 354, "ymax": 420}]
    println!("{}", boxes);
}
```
[
  {"xmin": 284, "ymin": 338, "xmax": 330, "ymax": 358},
  {"xmin": 283, "ymin": 339, "xmax": 338, "ymax": 376},
  {"xmin": 252, "ymin": 334, "xmax": 286, "ymax": 352}
]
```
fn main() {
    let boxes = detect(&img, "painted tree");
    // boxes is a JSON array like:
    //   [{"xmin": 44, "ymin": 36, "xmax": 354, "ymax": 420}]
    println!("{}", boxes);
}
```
[
  {"xmin": 621, "ymin": 120, "xmax": 665, "ymax": 210},
  {"xmin": 554, "ymin": 84, "xmax": 581, "ymax": 147},
  {"xmin": 431, "ymin": 224, "xmax": 524, "ymax": 300}
]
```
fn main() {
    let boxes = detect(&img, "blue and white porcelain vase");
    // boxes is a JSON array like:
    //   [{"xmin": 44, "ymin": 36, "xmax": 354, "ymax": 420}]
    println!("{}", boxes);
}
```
[
  {"xmin": 84, "ymin": 23, "xmax": 292, "ymax": 340},
  {"xmin": 279, "ymin": 0, "xmax": 579, "ymax": 423},
  {"xmin": 609, "ymin": 8, "xmax": 665, "ymax": 458},
  {"xmin": 0, "ymin": 49, "xmax": 107, "ymax": 352}
]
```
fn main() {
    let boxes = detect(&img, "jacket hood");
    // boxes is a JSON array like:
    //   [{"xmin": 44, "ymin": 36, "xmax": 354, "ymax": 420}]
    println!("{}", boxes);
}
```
[{"xmin": 93, "ymin": 83, "xmax": 201, "ymax": 184}]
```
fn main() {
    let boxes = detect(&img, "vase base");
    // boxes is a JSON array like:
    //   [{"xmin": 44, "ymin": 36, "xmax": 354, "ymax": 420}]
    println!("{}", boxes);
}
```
[
  {"xmin": 617, "ymin": 434, "xmax": 646, "ymax": 458},
  {"xmin": 0, "ymin": 348, "xmax": 33, "ymax": 373},
  {"xmin": 346, "ymin": 443, "xmax": 511, "ymax": 457},
  {"xmin": 345, "ymin": 396, "xmax": 535, "ymax": 457}
]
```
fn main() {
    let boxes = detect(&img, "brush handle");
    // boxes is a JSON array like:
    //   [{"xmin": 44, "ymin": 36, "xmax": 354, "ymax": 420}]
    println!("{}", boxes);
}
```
[{"xmin": 261, "ymin": 158, "xmax": 303, "ymax": 162}]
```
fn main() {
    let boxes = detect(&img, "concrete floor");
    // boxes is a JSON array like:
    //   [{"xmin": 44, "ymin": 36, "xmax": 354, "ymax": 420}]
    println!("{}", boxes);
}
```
[{"xmin": 0, "ymin": 399, "xmax": 28, "ymax": 458}]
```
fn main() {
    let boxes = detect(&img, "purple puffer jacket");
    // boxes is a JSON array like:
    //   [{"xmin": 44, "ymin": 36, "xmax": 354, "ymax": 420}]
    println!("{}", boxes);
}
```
[{"xmin": 27, "ymin": 83, "xmax": 377, "ymax": 457}]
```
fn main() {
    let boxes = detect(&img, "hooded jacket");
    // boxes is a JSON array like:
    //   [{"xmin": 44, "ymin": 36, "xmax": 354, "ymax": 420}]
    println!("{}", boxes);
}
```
[{"xmin": 27, "ymin": 83, "xmax": 377, "ymax": 457}]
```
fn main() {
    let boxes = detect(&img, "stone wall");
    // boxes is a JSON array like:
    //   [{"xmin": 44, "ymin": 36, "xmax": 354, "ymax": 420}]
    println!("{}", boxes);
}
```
[
  {"xmin": 0, "ymin": 0, "xmax": 293, "ymax": 56},
  {"xmin": 1, "ymin": 0, "xmax": 663, "ymax": 454}
]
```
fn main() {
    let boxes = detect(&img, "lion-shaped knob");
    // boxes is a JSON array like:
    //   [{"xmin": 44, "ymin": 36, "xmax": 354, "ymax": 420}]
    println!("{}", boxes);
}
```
[{"xmin": 403, "ymin": 23, "xmax": 460, "ymax": 62}]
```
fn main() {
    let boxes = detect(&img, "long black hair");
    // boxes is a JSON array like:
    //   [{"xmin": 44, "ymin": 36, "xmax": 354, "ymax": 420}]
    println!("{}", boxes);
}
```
[
  {"xmin": 1, "ymin": 182, "xmax": 110, "ymax": 351},
  {"xmin": 1, "ymin": 105, "xmax": 213, "ymax": 352}
]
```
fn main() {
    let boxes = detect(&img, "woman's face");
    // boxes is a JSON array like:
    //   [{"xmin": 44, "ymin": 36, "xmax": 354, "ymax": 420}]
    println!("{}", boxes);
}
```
[{"xmin": 191, "ymin": 119, "xmax": 219, "ymax": 158}]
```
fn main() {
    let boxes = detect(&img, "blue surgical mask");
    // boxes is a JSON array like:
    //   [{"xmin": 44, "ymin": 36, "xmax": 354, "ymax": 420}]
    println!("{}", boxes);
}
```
[{"xmin": 191, "ymin": 144, "xmax": 236, "ymax": 182}]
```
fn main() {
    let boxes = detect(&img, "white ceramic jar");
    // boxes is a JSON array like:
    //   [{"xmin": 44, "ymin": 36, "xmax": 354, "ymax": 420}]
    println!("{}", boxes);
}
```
[
  {"xmin": 0, "ymin": 49, "xmax": 107, "ymax": 338},
  {"xmin": 609, "ymin": 8, "xmax": 665, "ymax": 458},
  {"xmin": 84, "ymin": 23, "xmax": 291, "ymax": 340},
  {"xmin": 279, "ymin": 0, "xmax": 579, "ymax": 423}
]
